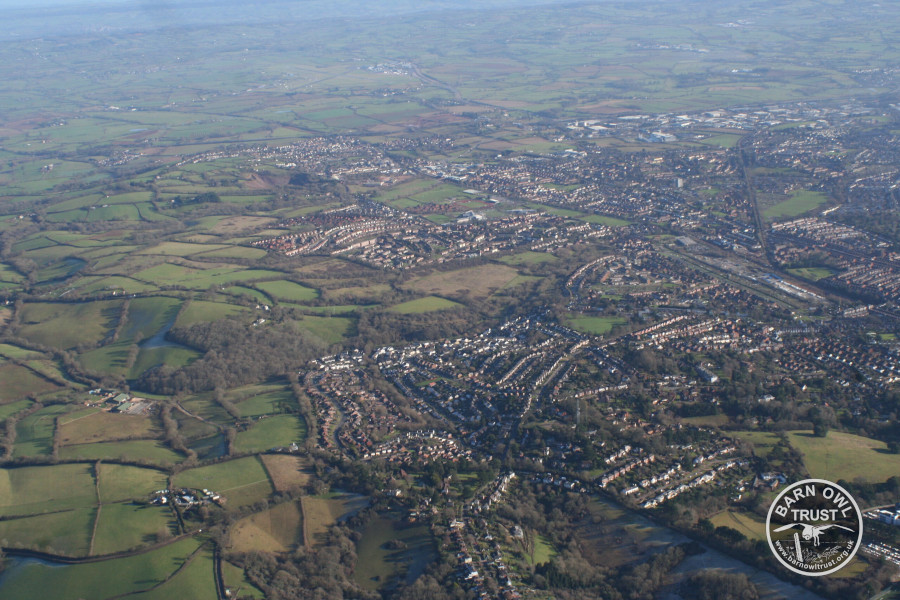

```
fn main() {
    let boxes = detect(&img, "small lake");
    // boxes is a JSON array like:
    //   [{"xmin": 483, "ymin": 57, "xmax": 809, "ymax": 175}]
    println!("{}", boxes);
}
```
[
  {"xmin": 354, "ymin": 511, "xmax": 437, "ymax": 592},
  {"xmin": 38, "ymin": 257, "xmax": 86, "ymax": 286},
  {"xmin": 139, "ymin": 313, "xmax": 186, "ymax": 350},
  {"xmin": 0, "ymin": 556, "xmax": 69, "ymax": 593},
  {"xmin": 189, "ymin": 433, "xmax": 227, "ymax": 460}
]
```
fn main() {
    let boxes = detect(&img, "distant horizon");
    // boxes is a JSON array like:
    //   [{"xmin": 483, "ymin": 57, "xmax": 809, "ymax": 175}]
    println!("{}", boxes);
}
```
[
  {"xmin": 5, "ymin": 0, "xmax": 129, "ymax": 6},
  {"xmin": 5, "ymin": 0, "xmax": 584, "ymax": 9},
  {"xmin": 2, "ymin": 0, "xmax": 569, "ymax": 5},
  {"xmin": 1, "ymin": 0, "xmax": 586, "ymax": 40}
]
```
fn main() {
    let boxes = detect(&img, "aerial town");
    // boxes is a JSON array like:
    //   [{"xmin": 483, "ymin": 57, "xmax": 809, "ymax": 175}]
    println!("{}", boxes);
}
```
[{"xmin": 2, "ymin": 1, "xmax": 900, "ymax": 599}]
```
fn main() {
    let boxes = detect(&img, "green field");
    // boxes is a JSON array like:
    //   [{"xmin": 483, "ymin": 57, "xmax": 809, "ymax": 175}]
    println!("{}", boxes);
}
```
[
  {"xmin": 0, "ymin": 364, "xmax": 60, "ymax": 401},
  {"xmin": 374, "ymin": 179, "xmax": 440, "ymax": 203},
  {"xmin": 195, "ymin": 245, "xmax": 268, "ymax": 260},
  {"xmin": 0, "ymin": 463, "xmax": 96, "ymax": 516},
  {"xmin": 763, "ymin": 190, "xmax": 829, "ymax": 220},
  {"xmin": 525, "ymin": 533, "xmax": 557, "ymax": 566},
  {"xmin": 21, "ymin": 360, "xmax": 70, "ymax": 388},
  {"xmin": 786, "ymin": 267, "xmax": 836, "ymax": 281},
  {"xmin": 353, "ymin": 515, "xmax": 436, "ymax": 591},
  {"xmin": 77, "ymin": 342, "xmax": 134, "ymax": 377},
  {"xmin": 293, "ymin": 315, "xmax": 355, "ymax": 344},
  {"xmin": 301, "ymin": 494, "xmax": 368, "ymax": 547},
  {"xmin": 788, "ymin": 430, "xmax": 900, "ymax": 483},
  {"xmin": 126, "ymin": 545, "xmax": 218, "ymax": 600},
  {"xmin": 0, "ymin": 400, "xmax": 33, "ymax": 421},
  {"xmin": 129, "ymin": 263, "xmax": 215, "ymax": 287},
  {"xmin": 223, "ymin": 285, "xmax": 272, "ymax": 303},
  {"xmin": 92, "ymin": 502, "xmax": 175, "ymax": 555},
  {"xmin": 186, "ymin": 434, "xmax": 227, "ymax": 462},
  {"xmin": 59, "ymin": 439, "xmax": 184, "ymax": 465},
  {"xmin": 233, "ymin": 387, "xmax": 295, "ymax": 417},
  {"xmin": 222, "ymin": 561, "xmax": 265, "ymax": 599},
  {"xmin": 730, "ymin": 431, "xmax": 782, "ymax": 458},
  {"xmin": 389, "ymin": 296, "xmax": 462, "ymax": 314},
  {"xmin": 700, "ymin": 133, "xmax": 743, "ymax": 148},
  {"xmin": 175, "ymin": 300, "xmax": 248, "ymax": 327},
  {"xmin": 17, "ymin": 301, "xmax": 122, "ymax": 349},
  {"xmin": 0, "ymin": 507, "xmax": 95, "ymax": 556},
  {"xmin": 710, "ymin": 510, "xmax": 766, "ymax": 542},
  {"xmin": 174, "ymin": 456, "xmax": 273, "ymax": 507},
  {"xmin": 566, "ymin": 316, "xmax": 627, "ymax": 336},
  {"xmin": 179, "ymin": 396, "xmax": 233, "ymax": 428},
  {"xmin": 59, "ymin": 411, "xmax": 160, "ymax": 446},
  {"xmin": 98, "ymin": 464, "xmax": 168, "ymax": 503},
  {"xmin": 32, "ymin": 258, "xmax": 87, "ymax": 284},
  {"xmin": 132, "ymin": 264, "xmax": 284, "ymax": 291},
  {"xmin": 529, "ymin": 203, "xmax": 585, "ymax": 218},
  {"xmin": 0, "ymin": 0, "xmax": 898, "ymax": 596},
  {"xmin": 77, "ymin": 275, "xmax": 158, "ymax": 296},
  {"xmin": 13, "ymin": 404, "xmax": 71, "ymax": 458},
  {"xmin": 0, "ymin": 537, "xmax": 206, "ymax": 600},
  {"xmin": 582, "ymin": 214, "xmax": 632, "ymax": 227},
  {"xmin": 229, "ymin": 501, "xmax": 303, "ymax": 553},
  {"xmin": 260, "ymin": 454, "xmax": 310, "ymax": 492},
  {"xmin": 73, "ymin": 275, "xmax": 157, "ymax": 296},
  {"xmin": 138, "ymin": 241, "xmax": 230, "ymax": 257},
  {"xmin": 122, "ymin": 297, "xmax": 183, "ymax": 339},
  {"xmin": 405, "ymin": 264, "xmax": 520, "ymax": 299},
  {"xmin": 0, "ymin": 344, "xmax": 41, "ymax": 360},
  {"xmin": 324, "ymin": 283, "xmax": 391, "ymax": 302},
  {"xmin": 255, "ymin": 280, "xmax": 320, "ymax": 302},
  {"xmin": 57, "ymin": 408, "xmax": 107, "ymax": 429},
  {"xmin": 233, "ymin": 415, "xmax": 306, "ymax": 453},
  {"xmin": 131, "ymin": 346, "xmax": 201, "ymax": 378},
  {"xmin": 409, "ymin": 183, "xmax": 465, "ymax": 204}
]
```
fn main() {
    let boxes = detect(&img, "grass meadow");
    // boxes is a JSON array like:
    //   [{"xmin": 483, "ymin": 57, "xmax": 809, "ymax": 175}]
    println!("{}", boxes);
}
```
[
  {"xmin": 174, "ymin": 456, "xmax": 273, "ymax": 508},
  {"xmin": 229, "ymin": 501, "xmax": 303, "ymax": 553}
]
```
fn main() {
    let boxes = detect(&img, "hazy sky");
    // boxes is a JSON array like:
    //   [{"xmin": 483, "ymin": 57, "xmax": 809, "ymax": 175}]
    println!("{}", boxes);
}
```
[
  {"xmin": 5, "ymin": 0, "xmax": 123, "ymax": 6},
  {"xmin": 6, "ymin": 0, "xmax": 128, "ymax": 5},
  {"xmin": 1, "ymin": 0, "xmax": 577, "ymax": 40}
]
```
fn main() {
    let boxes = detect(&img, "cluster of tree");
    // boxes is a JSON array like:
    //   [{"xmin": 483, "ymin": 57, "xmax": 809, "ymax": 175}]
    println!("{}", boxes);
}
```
[
  {"xmin": 0, "ymin": 401, "xmax": 34, "ymax": 459},
  {"xmin": 755, "ymin": 436, "xmax": 807, "ymax": 478},
  {"xmin": 687, "ymin": 508, "xmax": 895, "ymax": 600},
  {"xmin": 240, "ymin": 525, "xmax": 378, "ymax": 600},
  {"xmin": 533, "ymin": 544, "xmax": 689, "ymax": 599},
  {"xmin": 288, "ymin": 172, "xmax": 314, "ymax": 186},
  {"xmin": 165, "ymin": 192, "xmax": 221, "ymax": 207},
  {"xmin": 838, "ymin": 476, "xmax": 900, "ymax": 511},
  {"xmin": 682, "ymin": 571, "xmax": 759, "ymax": 600},
  {"xmin": 836, "ymin": 210, "xmax": 900, "ymax": 250},
  {"xmin": 486, "ymin": 482, "xmax": 705, "ymax": 598},
  {"xmin": 137, "ymin": 319, "xmax": 325, "ymax": 394},
  {"xmin": 354, "ymin": 308, "xmax": 476, "ymax": 347},
  {"xmin": 392, "ymin": 555, "xmax": 469, "ymax": 600},
  {"xmin": 159, "ymin": 404, "xmax": 197, "ymax": 464},
  {"xmin": 853, "ymin": 387, "xmax": 900, "ymax": 447},
  {"xmin": 780, "ymin": 249, "xmax": 842, "ymax": 271}
]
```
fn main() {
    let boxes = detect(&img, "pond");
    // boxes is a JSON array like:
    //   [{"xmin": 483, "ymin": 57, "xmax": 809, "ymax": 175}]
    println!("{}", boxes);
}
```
[
  {"xmin": 139, "ymin": 312, "xmax": 187, "ymax": 350},
  {"xmin": 0, "ymin": 556, "xmax": 69, "ymax": 595}
]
